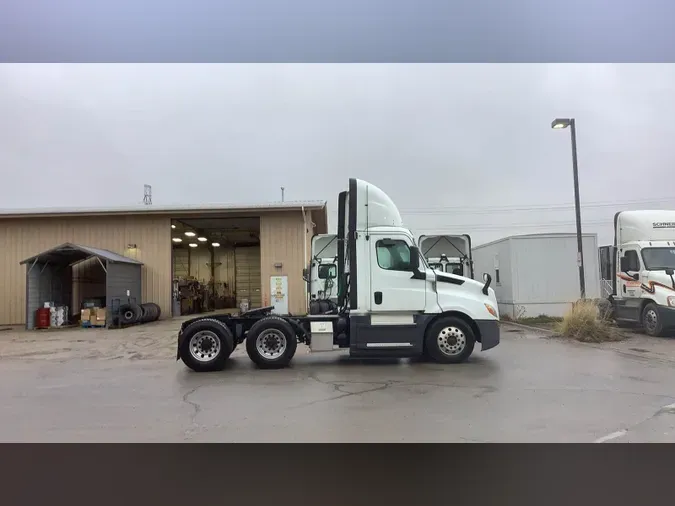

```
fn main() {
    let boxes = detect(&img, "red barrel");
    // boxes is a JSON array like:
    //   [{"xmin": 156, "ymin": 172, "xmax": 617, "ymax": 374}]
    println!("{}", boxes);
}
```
[{"xmin": 36, "ymin": 308, "xmax": 51, "ymax": 329}]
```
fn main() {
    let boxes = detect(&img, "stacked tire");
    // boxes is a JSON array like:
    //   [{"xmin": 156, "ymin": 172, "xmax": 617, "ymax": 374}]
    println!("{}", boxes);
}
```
[
  {"xmin": 140, "ymin": 303, "xmax": 161, "ymax": 323},
  {"xmin": 118, "ymin": 302, "xmax": 161, "ymax": 326}
]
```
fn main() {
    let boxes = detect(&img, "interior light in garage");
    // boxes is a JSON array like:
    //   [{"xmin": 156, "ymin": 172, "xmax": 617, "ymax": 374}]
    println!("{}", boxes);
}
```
[
  {"xmin": 172, "ymin": 237, "xmax": 182, "ymax": 243},
  {"xmin": 211, "ymin": 242, "xmax": 221, "ymax": 247},
  {"xmin": 185, "ymin": 231, "xmax": 196, "ymax": 237},
  {"xmin": 189, "ymin": 243, "xmax": 198, "ymax": 248},
  {"xmin": 171, "ymin": 224, "xmax": 176, "ymax": 229},
  {"xmin": 197, "ymin": 237, "xmax": 207, "ymax": 242}
]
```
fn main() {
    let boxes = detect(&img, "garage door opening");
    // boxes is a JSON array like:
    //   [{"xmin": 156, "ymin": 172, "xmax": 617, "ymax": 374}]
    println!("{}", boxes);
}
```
[
  {"xmin": 170, "ymin": 217, "xmax": 261, "ymax": 316},
  {"xmin": 20, "ymin": 243, "xmax": 143, "ymax": 330}
]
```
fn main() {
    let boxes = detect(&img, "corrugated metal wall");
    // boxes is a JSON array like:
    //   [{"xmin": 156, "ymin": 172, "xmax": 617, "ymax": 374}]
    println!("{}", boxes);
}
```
[
  {"xmin": 0, "ymin": 215, "xmax": 171, "ymax": 325},
  {"xmin": 26, "ymin": 262, "xmax": 73, "ymax": 329},
  {"xmin": 511, "ymin": 234, "xmax": 600, "ymax": 304},
  {"xmin": 472, "ymin": 238, "xmax": 514, "ymax": 304},
  {"xmin": 235, "ymin": 246, "xmax": 262, "ymax": 308},
  {"xmin": 259, "ymin": 211, "xmax": 312, "ymax": 315},
  {"xmin": 106, "ymin": 262, "xmax": 143, "ymax": 316}
]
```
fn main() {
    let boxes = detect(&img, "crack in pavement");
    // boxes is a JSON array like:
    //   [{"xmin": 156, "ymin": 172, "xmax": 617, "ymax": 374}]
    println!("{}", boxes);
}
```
[
  {"xmin": 595, "ymin": 401, "xmax": 675, "ymax": 443},
  {"xmin": 182, "ymin": 385, "xmax": 206, "ymax": 439}
]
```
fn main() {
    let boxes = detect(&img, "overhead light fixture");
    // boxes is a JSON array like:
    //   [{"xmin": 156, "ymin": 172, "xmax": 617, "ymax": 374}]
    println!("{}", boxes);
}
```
[
  {"xmin": 551, "ymin": 118, "xmax": 572, "ymax": 129},
  {"xmin": 197, "ymin": 237, "xmax": 208, "ymax": 242},
  {"xmin": 189, "ymin": 243, "xmax": 198, "ymax": 248},
  {"xmin": 171, "ymin": 224, "xmax": 176, "ymax": 229},
  {"xmin": 172, "ymin": 237, "xmax": 182, "ymax": 243},
  {"xmin": 212, "ymin": 242, "xmax": 220, "ymax": 247},
  {"xmin": 185, "ymin": 231, "xmax": 196, "ymax": 237}
]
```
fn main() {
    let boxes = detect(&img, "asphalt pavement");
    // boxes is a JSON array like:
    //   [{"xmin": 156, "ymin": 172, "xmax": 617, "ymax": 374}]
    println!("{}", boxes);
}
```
[{"xmin": 1, "ymin": 323, "xmax": 675, "ymax": 442}]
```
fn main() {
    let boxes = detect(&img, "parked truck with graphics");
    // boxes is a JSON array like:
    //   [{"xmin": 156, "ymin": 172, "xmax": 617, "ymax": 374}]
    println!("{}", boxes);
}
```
[
  {"xmin": 599, "ymin": 210, "xmax": 675, "ymax": 336},
  {"xmin": 176, "ymin": 178, "xmax": 500, "ymax": 372}
]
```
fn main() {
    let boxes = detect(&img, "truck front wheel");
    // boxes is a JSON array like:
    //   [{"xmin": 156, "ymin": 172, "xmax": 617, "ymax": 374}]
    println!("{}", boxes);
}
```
[
  {"xmin": 245, "ymin": 316, "xmax": 298, "ymax": 369},
  {"xmin": 424, "ymin": 316, "xmax": 476, "ymax": 364},
  {"xmin": 642, "ymin": 303, "xmax": 665, "ymax": 337},
  {"xmin": 179, "ymin": 319, "xmax": 234, "ymax": 372}
]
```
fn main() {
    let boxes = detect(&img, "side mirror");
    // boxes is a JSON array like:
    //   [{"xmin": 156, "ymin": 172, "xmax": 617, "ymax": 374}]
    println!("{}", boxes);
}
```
[
  {"xmin": 666, "ymin": 268, "xmax": 674, "ymax": 276},
  {"xmin": 482, "ymin": 272, "xmax": 492, "ymax": 295},
  {"xmin": 302, "ymin": 268, "xmax": 309, "ymax": 282},
  {"xmin": 409, "ymin": 246, "xmax": 420, "ymax": 271}
]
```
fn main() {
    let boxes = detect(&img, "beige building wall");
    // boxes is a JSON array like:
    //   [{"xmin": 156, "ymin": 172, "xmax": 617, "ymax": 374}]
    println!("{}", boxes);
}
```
[
  {"xmin": 0, "ymin": 215, "xmax": 172, "ymax": 325},
  {"xmin": 260, "ymin": 211, "xmax": 316, "ymax": 315}
]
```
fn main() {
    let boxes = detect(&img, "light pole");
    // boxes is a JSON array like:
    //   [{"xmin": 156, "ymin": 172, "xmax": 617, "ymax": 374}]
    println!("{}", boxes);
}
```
[{"xmin": 551, "ymin": 117, "xmax": 585, "ymax": 299}]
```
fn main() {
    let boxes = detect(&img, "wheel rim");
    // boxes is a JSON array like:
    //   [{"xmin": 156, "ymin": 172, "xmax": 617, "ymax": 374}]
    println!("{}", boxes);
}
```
[
  {"xmin": 124, "ymin": 311, "xmax": 134, "ymax": 320},
  {"xmin": 189, "ymin": 331, "xmax": 221, "ymax": 363},
  {"xmin": 255, "ymin": 329, "xmax": 287, "ymax": 360},
  {"xmin": 437, "ymin": 326, "xmax": 466, "ymax": 356},
  {"xmin": 645, "ymin": 309, "xmax": 659, "ymax": 332}
]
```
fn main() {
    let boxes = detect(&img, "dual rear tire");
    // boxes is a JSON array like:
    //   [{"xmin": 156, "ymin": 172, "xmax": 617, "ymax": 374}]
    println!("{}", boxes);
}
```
[{"xmin": 179, "ymin": 316, "xmax": 298, "ymax": 372}]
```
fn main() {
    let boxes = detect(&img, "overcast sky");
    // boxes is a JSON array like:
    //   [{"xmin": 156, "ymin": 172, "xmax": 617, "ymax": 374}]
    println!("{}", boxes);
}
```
[{"xmin": 1, "ymin": 63, "xmax": 674, "ymax": 246}]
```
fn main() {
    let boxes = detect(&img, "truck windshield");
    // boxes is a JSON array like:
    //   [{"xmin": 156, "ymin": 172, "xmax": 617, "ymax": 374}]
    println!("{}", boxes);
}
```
[{"xmin": 642, "ymin": 247, "xmax": 675, "ymax": 270}]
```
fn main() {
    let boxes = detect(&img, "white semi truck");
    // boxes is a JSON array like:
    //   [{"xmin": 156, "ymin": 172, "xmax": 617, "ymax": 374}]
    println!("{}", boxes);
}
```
[
  {"xmin": 176, "ymin": 178, "xmax": 500, "ymax": 371},
  {"xmin": 599, "ymin": 210, "xmax": 675, "ymax": 336},
  {"xmin": 418, "ymin": 234, "xmax": 474, "ymax": 278}
]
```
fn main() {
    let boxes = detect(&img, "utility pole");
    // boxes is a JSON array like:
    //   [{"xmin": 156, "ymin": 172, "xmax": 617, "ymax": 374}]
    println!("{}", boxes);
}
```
[
  {"xmin": 281, "ymin": 187, "xmax": 285, "ymax": 202},
  {"xmin": 551, "ymin": 117, "xmax": 586, "ymax": 299}
]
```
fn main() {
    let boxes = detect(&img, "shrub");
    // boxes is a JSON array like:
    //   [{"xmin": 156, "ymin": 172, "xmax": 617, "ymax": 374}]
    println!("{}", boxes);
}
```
[{"xmin": 554, "ymin": 299, "xmax": 622, "ymax": 343}]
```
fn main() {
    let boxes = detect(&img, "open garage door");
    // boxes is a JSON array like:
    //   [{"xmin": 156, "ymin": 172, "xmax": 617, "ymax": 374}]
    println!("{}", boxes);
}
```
[{"xmin": 235, "ymin": 246, "xmax": 262, "ymax": 309}]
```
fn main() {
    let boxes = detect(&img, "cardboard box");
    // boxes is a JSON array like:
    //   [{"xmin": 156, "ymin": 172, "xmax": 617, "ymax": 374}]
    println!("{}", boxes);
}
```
[{"xmin": 95, "ymin": 307, "xmax": 106, "ymax": 324}]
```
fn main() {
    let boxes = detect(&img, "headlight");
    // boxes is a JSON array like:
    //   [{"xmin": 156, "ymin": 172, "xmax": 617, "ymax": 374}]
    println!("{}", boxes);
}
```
[
  {"xmin": 668, "ymin": 296, "xmax": 675, "ymax": 307},
  {"xmin": 485, "ymin": 303, "xmax": 498, "ymax": 318}
]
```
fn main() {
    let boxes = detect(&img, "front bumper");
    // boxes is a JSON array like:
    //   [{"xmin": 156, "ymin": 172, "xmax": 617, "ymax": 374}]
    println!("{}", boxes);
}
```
[
  {"xmin": 657, "ymin": 305, "xmax": 675, "ymax": 329},
  {"xmin": 476, "ymin": 319, "xmax": 500, "ymax": 351}
]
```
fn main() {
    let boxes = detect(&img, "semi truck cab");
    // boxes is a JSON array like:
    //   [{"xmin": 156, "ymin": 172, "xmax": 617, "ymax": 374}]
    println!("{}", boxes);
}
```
[
  {"xmin": 600, "ymin": 210, "xmax": 675, "ymax": 336},
  {"xmin": 176, "ymin": 178, "xmax": 500, "ymax": 372}
]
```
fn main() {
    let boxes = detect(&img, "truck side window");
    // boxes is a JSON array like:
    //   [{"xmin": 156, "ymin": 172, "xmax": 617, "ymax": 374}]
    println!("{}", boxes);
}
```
[
  {"xmin": 318, "ymin": 264, "xmax": 336, "ymax": 279},
  {"xmin": 624, "ymin": 250, "xmax": 640, "ymax": 271},
  {"xmin": 376, "ymin": 239, "xmax": 412, "ymax": 271}
]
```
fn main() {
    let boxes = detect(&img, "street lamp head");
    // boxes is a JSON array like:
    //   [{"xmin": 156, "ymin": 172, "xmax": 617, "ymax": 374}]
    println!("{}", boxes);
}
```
[{"xmin": 551, "ymin": 118, "xmax": 572, "ymax": 129}]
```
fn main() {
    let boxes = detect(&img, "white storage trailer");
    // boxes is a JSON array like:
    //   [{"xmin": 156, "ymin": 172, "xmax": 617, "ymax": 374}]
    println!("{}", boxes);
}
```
[{"xmin": 472, "ymin": 233, "xmax": 600, "ymax": 319}]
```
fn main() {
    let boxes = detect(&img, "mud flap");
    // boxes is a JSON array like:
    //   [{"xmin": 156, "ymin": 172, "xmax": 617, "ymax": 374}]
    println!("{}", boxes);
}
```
[{"xmin": 476, "ymin": 320, "xmax": 500, "ymax": 351}]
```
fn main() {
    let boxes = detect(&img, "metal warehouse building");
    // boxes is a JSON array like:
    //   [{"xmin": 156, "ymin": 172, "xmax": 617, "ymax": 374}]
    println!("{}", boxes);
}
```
[
  {"xmin": 472, "ymin": 233, "xmax": 600, "ymax": 318},
  {"xmin": 0, "ymin": 201, "xmax": 328, "ymax": 327}
]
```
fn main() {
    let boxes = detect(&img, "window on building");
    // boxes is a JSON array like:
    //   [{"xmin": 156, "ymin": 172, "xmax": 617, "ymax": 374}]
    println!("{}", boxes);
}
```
[{"xmin": 376, "ymin": 239, "xmax": 412, "ymax": 271}]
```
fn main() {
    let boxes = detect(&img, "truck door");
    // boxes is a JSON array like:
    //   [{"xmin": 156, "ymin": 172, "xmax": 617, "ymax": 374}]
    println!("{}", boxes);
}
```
[
  {"xmin": 615, "ymin": 248, "xmax": 642, "ymax": 321},
  {"xmin": 369, "ymin": 235, "xmax": 427, "ymax": 313}
]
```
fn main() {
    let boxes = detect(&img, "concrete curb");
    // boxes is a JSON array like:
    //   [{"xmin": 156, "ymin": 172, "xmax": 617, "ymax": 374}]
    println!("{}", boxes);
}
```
[{"xmin": 500, "ymin": 320, "xmax": 555, "ymax": 334}]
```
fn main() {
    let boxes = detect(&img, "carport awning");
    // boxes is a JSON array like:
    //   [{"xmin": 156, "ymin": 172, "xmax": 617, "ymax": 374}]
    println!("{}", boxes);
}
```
[{"xmin": 20, "ymin": 243, "xmax": 144, "ymax": 267}]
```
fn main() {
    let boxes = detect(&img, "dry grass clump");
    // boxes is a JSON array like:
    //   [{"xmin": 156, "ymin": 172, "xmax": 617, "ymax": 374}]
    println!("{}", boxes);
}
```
[{"xmin": 554, "ymin": 299, "xmax": 623, "ymax": 343}]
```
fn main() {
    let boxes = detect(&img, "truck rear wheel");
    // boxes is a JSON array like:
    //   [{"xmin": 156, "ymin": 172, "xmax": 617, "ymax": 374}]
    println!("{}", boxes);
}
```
[
  {"xmin": 424, "ymin": 316, "xmax": 476, "ymax": 364},
  {"xmin": 245, "ymin": 316, "xmax": 298, "ymax": 369},
  {"xmin": 179, "ymin": 319, "xmax": 234, "ymax": 372},
  {"xmin": 642, "ymin": 303, "xmax": 665, "ymax": 337}
]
